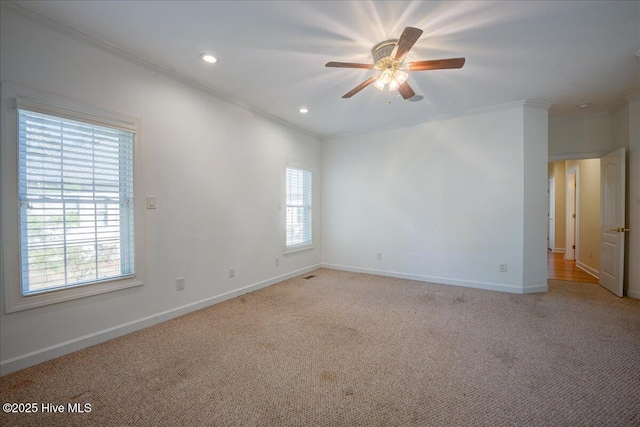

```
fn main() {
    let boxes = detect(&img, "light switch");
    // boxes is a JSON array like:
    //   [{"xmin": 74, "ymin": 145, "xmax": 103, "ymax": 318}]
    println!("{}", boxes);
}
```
[{"xmin": 146, "ymin": 196, "xmax": 156, "ymax": 209}]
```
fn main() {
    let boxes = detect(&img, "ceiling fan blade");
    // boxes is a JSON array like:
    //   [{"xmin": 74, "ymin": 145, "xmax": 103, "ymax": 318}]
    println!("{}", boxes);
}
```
[
  {"xmin": 342, "ymin": 76, "xmax": 378, "ymax": 98},
  {"xmin": 398, "ymin": 82, "xmax": 416, "ymax": 100},
  {"xmin": 391, "ymin": 27, "xmax": 424, "ymax": 61},
  {"xmin": 406, "ymin": 58, "xmax": 466, "ymax": 71},
  {"xmin": 326, "ymin": 62, "xmax": 374, "ymax": 69}
]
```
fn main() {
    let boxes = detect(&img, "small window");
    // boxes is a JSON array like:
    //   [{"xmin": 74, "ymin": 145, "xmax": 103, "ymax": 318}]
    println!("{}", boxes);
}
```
[
  {"xmin": 285, "ymin": 163, "xmax": 312, "ymax": 252},
  {"xmin": 18, "ymin": 108, "xmax": 136, "ymax": 296}
]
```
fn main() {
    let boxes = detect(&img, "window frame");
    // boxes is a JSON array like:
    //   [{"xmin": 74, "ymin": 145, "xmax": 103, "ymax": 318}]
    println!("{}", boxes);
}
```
[
  {"xmin": 1, "ymin": 82, "xmax": 145, "ymax": 313},
  {"xmin": 283, "ymin": 158, "xmax": 314, "ymax": 254}
]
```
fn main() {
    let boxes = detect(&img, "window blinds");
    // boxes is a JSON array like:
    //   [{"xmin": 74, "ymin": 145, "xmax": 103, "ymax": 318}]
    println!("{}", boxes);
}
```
[
  {"xmin": 18, "ymin": 109, "xmax": 135, "ymax": 295},
  {"xmin": 285, "ymin": 166, "xmax": 312, "ymax": 248}
]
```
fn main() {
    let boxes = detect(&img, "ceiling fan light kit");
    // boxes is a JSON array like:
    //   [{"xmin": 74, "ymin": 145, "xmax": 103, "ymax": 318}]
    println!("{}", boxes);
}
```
[{"xmin": 326, "ymin": 27, "xmax": 465, "ymax": 100}]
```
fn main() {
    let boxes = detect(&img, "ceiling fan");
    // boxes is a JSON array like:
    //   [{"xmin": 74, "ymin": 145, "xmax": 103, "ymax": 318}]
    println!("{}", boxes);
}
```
[{"xmin": 326, "ymin": 27, "xmax": 465, "ymax": 100}]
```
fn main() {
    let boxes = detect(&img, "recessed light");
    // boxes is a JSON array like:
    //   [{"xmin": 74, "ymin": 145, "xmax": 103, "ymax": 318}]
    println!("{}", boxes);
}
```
[
  {"xmin": 200, "ymin": 53, "xmax": 217, "ymax": 64},
  {"xmin": 578, "ymin": 102, "xmax": 590, "ymax": 109},
  {"xmin": 299, "ymin": 108, "xmax": 309, "ymax": 114}
]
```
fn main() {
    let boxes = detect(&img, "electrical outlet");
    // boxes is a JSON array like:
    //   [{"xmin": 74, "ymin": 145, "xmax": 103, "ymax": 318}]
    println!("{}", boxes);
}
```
[
  {"xmin": 377, "ymin": 253, "xmax": 383, "ymax": 261},
  {"xmin": 229, "ymin": 267, "xmax": 235, "ymax": 278},
  {"xmin": 275, "ymin": 257, "xmax": 280, "ymax": 266},
  {"xmin": 499, "ymin": 264, "xmax": 508, "ymax": 273},
  {"xmin": 176, "ymin": 277, "xmax": 185, "ymax": 291}
]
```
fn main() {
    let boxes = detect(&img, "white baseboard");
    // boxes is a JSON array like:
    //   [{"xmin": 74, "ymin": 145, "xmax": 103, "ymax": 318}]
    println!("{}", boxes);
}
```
[
  {"xmin": 627, "ymin": 288, "xmax": 640, "ymax": 299},
  {"xmin": 576, "ymin": 261, "xmax": 599, "ymax": 279},
  {"xmin": 0, "ymin": 264, "xmax": 320, "ymax": 376},
  {"xmin": 321, "ymin": 263, "xmax": 547, "ymax": 294},
  {"xmin": 521, "ymin": 284, "xmax": 550, "ymax": 294},
  {"xmin": 552, "ymin": 248, "xmax": 566, "ymax": 254}
]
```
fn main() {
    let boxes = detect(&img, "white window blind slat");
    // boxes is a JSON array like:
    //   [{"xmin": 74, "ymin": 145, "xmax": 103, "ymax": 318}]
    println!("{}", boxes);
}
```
[{"xmin": 18, "ymin": 108, "xmax": 135, "ymax": 296}]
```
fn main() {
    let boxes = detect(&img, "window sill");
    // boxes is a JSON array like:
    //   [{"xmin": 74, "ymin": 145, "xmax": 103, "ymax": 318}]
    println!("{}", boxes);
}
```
[
  {"xmin": 6, "ymin": 276, "xmax": 143, "ymax": 313},
  {"xmin": 284, "ymin": 244, "xmax": 314, "ymax": 255}
]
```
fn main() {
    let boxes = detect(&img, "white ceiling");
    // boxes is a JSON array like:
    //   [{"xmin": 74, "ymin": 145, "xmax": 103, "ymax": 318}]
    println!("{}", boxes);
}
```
[{"xmin": 10, "ymin": 0, "xmax": 640, "ymax": 139}]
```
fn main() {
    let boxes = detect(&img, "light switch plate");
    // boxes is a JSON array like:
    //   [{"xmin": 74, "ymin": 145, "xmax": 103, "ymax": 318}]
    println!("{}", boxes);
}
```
[{"xmin": 146, "ymin": 196, "xmax": 156, "ymax": 209}]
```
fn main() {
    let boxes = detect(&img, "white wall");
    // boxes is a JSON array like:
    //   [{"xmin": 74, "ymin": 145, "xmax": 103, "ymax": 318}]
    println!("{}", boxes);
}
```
[
  {"xmin": 549, "ymin": 114, "xmax": 613, "ymax": 160},
  {"xmin": 522, "ymin": 105, "xmax": 549, "ymax": 290},
  {"xmin": 1, "ymin": 9, "xmax": 321, "ymax": 374},
  {"xmin": 322, "ymin": 103, "xmax": 549, "ymax": 294},
  {"xmin": 612, "ymin": 104, "xmax": 630, "ymax": 151}
]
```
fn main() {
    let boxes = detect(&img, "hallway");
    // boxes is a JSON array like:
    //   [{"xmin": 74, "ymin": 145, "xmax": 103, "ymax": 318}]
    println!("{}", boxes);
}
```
[{"xmin": 547, "ymin": 250, "xmax": 599, "ymax": 284}]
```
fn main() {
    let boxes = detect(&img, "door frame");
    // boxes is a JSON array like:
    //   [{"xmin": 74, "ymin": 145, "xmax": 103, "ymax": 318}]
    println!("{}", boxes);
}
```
[
  {"xmin": 566, "ymin": 166, "xmax": 578, "ymax": 261},
  {"xmin": 548, "ymin": 177, "xmax": 555, "ymax": 251}
]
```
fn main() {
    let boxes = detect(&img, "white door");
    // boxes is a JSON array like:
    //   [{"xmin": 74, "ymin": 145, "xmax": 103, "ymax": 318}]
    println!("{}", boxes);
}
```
[
  {"xmin": 600, "ymin": 148, "xmax": 627, "ymax": 297},
  {"xmin": 549, "ymin": 178, "xmax": 555, "ymax": 251},
  {"xmin": 566, "ymin": 171, "xmax": 577, "ymax": 260}
]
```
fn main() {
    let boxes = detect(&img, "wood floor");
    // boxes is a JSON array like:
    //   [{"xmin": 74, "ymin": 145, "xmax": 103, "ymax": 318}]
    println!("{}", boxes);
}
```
[{"xmin": 547, "ymin": 250, "xmax": 599, "ymax": 284}]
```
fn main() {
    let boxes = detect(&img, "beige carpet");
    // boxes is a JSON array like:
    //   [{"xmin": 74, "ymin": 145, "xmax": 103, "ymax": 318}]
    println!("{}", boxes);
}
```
[{"xmin": 1, "ymin": 268, "xmax": 639, "ymax": 426}]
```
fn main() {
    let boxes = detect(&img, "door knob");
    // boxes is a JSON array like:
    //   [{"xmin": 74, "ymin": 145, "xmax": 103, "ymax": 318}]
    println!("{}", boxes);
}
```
[{"xmin": 609, "ymin": 227, "xmax": 630, "ymax": 232}]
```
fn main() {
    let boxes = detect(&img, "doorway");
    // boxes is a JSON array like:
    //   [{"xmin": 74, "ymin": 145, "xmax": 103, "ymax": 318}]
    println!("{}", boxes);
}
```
[
  {"xmin": 547, "ymin": 159, "xmax": 601, "ymax": 283},
  {"xmin": 547, "ymin": 250, "xmax": 598, "ymax": 283}
]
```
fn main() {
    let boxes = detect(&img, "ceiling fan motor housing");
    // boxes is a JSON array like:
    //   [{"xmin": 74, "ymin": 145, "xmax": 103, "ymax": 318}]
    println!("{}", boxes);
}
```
[{"xmin": 372, "ymin": 40, "xmax": 398, "ymax": 66}]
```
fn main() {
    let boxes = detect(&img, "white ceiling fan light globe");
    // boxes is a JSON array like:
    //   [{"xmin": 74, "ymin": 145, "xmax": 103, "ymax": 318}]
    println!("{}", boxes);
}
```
[
  {"xmin": 374, "ymin": 77, "xmax": 386, "ymax": 91},
  {"xmin": 394, "ymin": 70, "xmax": 408, "ymax": 84},
  {"xmin": 381, "ymin": 69, "xmax": 393, "ymax": 84},
  {"xmin": 388, "ymin": 79, "xmax": 400, "ymax": 91}
]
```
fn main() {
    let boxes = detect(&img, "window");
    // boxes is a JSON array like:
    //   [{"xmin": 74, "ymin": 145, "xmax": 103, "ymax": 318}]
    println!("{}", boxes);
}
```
[
  {"xmin": 1, "ymin": 85, "xmax": 143, "ymax": 312},
  {"xmin": 18, "ymin": 108, "xmax": 135, "ymax": 295},
  {"xmin": 285, "ymin": 163, "xmax": 312, "ymax": 252}
]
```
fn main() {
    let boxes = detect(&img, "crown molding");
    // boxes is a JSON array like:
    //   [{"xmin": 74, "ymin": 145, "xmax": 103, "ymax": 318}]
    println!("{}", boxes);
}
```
[
  {"xmin": 522, "ymin": 100, "xmax": 553, "ymax": 110},
  {"xmin": 1, "ymin": 1, "xmax": 322, "ymax": 141}
]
